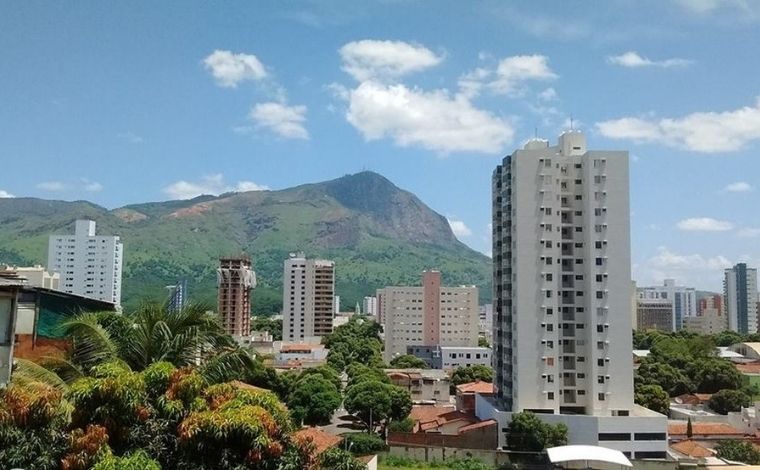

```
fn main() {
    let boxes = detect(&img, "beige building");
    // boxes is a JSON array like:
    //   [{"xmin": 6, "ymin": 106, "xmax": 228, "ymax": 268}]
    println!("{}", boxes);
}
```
[
  {"xmin": 385, "ymin": 368, "xmax": 450, "ymax": 403},
  {"xmin": 636, "ymin": 299, "xmax": 673, "ymax": 331},
  {"xmin": 283, "ymin": 254, "xmax": 335, "ymax": 342},
  {"xmin": 0, "ymin": 265, "xmax": 60, "ymax": 290},
  {"xmin": 379, "ymin": 270, "xmax": 478, "ymax": 363},
  {"xmin": 217, "ymin": 256, "xmax": 256, "ymax": 338},
  {"xmin": 684, "ymin": 295, "xmax": 727, "ymax": 335}
]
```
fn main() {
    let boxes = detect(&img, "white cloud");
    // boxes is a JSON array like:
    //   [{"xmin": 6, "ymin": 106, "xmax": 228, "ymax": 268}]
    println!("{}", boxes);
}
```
[
  {"xmin": 677, "ymin": 217, "xmax": 734, "ymax": 231},
  {"xmin": 447, "ymin": 218, "xmax": 472, "ymax": 238},
  {"xmin": 163, "ymin": 174, "xmax": 269, "ymax": 200},
  {"xmin": 344, "ymin": 81, "xmax": 513, "ymax": 154},
  {"xmin": 596, "ymin": 97, "xmax": 760, "ymax": 152},
  {"xmin": 723, "ymin": 181, "xmax": 753, "ymax": 192},
  {"xmin": 117, "ymin": 131, "xmax": 144, "ymax": 144},
  {"xmin": 490, "ymin": 55, "xmax": 557, "ymax": 95},
  {"xmin": 339, "ymin": 40, "xmax": 443, "ymax": 81},
  {"xmin": 648, "ymin": 246, "xmax": 732, "ymax": 271},
  {"xmin": 37, "ymin": 181, "xmax": 67, "ymax": 191},
  {"xmin": 607, "ymin": 51, "xmax": 692, "ymax": 68},
  {"xmin": 82, "ymin": 180, "xmax": 103, "ymax": 192},
  {"xmin": 249, "ymin": 102, "xmax": 309, "ymax": 140},
  {"xmin": 674, "ymin": 0, "xmax": 760, "ymax": 17},
  {"xmin": 0, "ymin": 190, "xmax": 13, "ymax": 198},
  {"xmin": 203, "ymin": 50, "xmax": 267, "ymax": 88},
  {"xmin": 538, "ymin": 87, "xmax": 558, "ymax": 102},
  {"xmin": 737, "ymin": 228, "xmax": 760, "ymax": 238},
  {"xmin": 636, "ymin": 246, "xmax": 732, "ymax": 289}
]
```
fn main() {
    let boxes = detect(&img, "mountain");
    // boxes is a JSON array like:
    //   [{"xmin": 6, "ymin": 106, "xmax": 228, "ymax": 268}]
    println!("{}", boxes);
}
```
[{"xmin": 0, "ymin": 171, "xmax": 492, "ymax": 313}]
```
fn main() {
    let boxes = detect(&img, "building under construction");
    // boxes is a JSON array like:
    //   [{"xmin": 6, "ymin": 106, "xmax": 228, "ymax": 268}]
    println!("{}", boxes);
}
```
[{"xmin": 217, "ymin": 256, "xmax": 256, "ymax": 337}]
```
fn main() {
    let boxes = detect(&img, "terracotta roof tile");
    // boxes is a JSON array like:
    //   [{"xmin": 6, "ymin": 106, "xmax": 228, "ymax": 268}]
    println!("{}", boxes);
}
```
[
  {"xmin": 670, "ymin": 440, "xmax": 715, "ymax": 458},
  {"xmin": 457, "ymin": 419, "xmax": 497, "ymax": 434},
  {"xmin": 293, "ymin": 427, "xmax": 342, "ymax": 455},
  {"xmin": 668, "ymin": 422, "xmax": 744, "ymax": 436},
  {"xmin": 736, "ymin": 362, "xmax": 760, "ymax": 374},
  {"xmin": 409, "ymin": 405, "xmax": 456, "ymax": 424},
  {"xmin": 456, "ymin": 380, "xmax": 495, "ymax": 394}
]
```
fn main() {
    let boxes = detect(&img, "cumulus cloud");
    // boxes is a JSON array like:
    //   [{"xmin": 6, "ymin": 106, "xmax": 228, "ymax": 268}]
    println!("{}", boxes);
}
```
[
  {"xmin": 596, "ymin": 97, "xmax": 760, "ymax": 152},
  {"xmin": 723, "ymin": 181, "xmax": 753, "ymax": 192},
  {"xmin": 339, "ymin": 40, "xmax": 443, "ymax": 81},
  {"xmin": 607, "ymin": 51, "xmax": 692, "ymax": 68},
  {"xmin": 636, "ymin": 246, "xmax": 732, "ymax": 289},
  {"xmin": 345, "ymin": 81, "xmax": 513, "ymax": 154},
  {"xmin": 677, "ymin": 217, "xmax": 734, "ymax": 231},
  {"xmin": 447, "ymin": 218, "xmax": 472, "ymax": 238},
  {"xmin": 538, "ymin": 87, "xmax": 558, "ymax": 101},
  {"xmin": 737, "ymin": 228, "xmax": 760, "ymax": 238},
  {"xmin": 82, "ymin": 180, "xmax": 103, "ymax": 192},
  {"xmin": 459, "ymin": 55, "xmax": 557, "ymax": 98},
  {"xmin": 163, "ymin": 174, "xmax": 269, "ymax": 200},
  {"xmin": 674, "ymin": 0, "xmax": 760, "ymax": 17},
  {"xmin": 203, "ymin": 50, "xmax": 267, "ymax": 88},
  {"xmin": 37, "ymin": 181, "xmax": 67, "ymax": 191},
  {"xmin": 0, "ymin": 190, "xmax": 13, "ymax": 198},
  {"xmin": 249, "ymin": 102, "xmax": 309, "ymax": 140}
]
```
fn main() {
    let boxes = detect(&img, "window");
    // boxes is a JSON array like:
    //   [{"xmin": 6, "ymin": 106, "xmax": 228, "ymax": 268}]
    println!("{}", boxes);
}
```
[
  {"xmin": 546, "ymin": 324, "xmax": 553, "ymax": 332},
  {"xmin": 597, "ymin": 325, "xmax": 604, "ymax": 333},
  {"xmin": 598, "ymin": 433, "xmax": 629, "ymax": 441},
  {"xmin": 596, "ymin": 274, "xmax": 603, "ymax": 282},
  {"xmin": 547, "ymin": 392, "xmax": 554, "ymax": 400},
  {"xmin": 547, "ymin": 375, "xmax": 554, "ymax": 383},
  {"xmin": 597, "ymin": 341, "xmax": 605, "ymax": 349},
  {"xmin": 597, "ymin": 358, "xmax": 605, "ymax": 366},
  {"xmin": 546, "ymin": 308, "xmax": 553, "ymax": 315},
  {"xmin": 575, "ymin": 195, "xmax": 582, "ymax": 200},
  {"xmin": 595, "ymin": 257, "xmax": 603, "ymax": 266},
  {"xmin": 597, "ymin": 376, "xmax": 605, "ymax": 384},
  {"xmin": 575, "ymin": 179, "xmax": 582, "ymax": 184},
  {"xmin": 545, "ymin": 273, "xmax": 553, "ymax": 281},
  {"xmin": 598, "ymin": 393, "xmax": 606, "ymax": 401},
  {"xmin": 545, "ymin": 257, "xmax": 553, "ymax": 265},
  {"xmin": 546, "ymin": 358, "xmax": 554, "ymax": 366},
  {"xmin": 635, "ymin": 452, "xmax": 667, "ymax": 459},
  {"xmin": 546, "ymin": 290, "xmax": 552, "ymax": 298},
  {"xmin": 595, "ymin": 241, "xmax": 603, "ymax": 249},
  {"xmin": 634, "ymin": 433, "xmax": 666, "ymax": 441},
  {"xmin": 596, "ymin": 291, "xmax": 604, "ymax": 299},
  {"xmin": 574, "ymin": 227, "xmax": 583, "ymax": 232}
]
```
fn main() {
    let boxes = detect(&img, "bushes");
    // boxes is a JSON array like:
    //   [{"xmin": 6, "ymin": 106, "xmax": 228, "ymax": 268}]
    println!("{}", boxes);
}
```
[
  {"xmin": 343, "ymin": 432, "xmax": 388, "ymax": 454},
  {"xmin": 92, "ymin": 450, "xmax": 161, "ymax": 470}
]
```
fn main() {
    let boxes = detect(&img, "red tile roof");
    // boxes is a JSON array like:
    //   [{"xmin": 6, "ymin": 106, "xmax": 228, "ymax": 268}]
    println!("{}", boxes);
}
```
[
  {"xmin": 457, "ymin": 419, "xmax": 497, "ymax": 434},
  {"xmin": 670, "ymin": 440, "xmax": 715, "ymax": 458},
  {"xmin": 456, "ymin": 380, "xmax": 495, "ymax": 394},
  {"xmin": 736, "ymin": 362, "xmax": 760, "ymax": 374},
  {"xmin": 668, "ymin": 422, "xmax": 744, "ymax": 437},
  {"xmin": 409, "ymin": 405, "xmax": 457, "ymax": 424},
  {"xmin": 293, "ymin": 427, "xmax": 342, "ymax": 455}
]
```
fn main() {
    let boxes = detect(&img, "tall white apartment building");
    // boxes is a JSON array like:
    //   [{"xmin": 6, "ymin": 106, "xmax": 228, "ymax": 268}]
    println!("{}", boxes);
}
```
[
  {"xmin": 362, "ymin": 296, "xmax": 378, "ymax": 316},
  {"xmin": 282, "ymin": 253, "xmax": 335, "ymax": 342},
  {"xmin": 724, "ymin": 263, "xmax": 758, "ymax": 334},
  {"xmin": 379, "ymin": 270, "xmax": 478, "ymax": 363},
  {"xmin": 48, "ymin": 220, "xmax": 123, "ymax": 307},
  {"xmin": 480, "ymin": 132, "xmax": 666, "ymax": 458},
  {"xmin": 637, "ymin": 279, "xmax": 696, "ymax": 331}
]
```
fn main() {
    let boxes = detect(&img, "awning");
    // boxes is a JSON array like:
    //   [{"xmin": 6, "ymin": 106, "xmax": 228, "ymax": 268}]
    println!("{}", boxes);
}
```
[{"xmin": 547, "ymin": 445, "xmax": 633, "ymax": 468}]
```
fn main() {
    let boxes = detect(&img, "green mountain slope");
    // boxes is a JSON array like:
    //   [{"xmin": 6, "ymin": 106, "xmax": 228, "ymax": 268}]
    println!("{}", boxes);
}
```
[{"xmin": 0, "ymin": 172, "xmax": 492, "ymax": 313}]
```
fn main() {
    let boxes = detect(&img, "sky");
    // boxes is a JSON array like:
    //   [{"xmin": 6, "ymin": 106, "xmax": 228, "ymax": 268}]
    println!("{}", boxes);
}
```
[{"xmin": 1, "ymin": 0, "xmax": 759, "ymax": 292}]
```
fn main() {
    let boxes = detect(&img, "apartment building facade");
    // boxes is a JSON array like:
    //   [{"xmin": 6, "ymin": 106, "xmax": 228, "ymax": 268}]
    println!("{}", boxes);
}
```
[
  {"xmin": 379, "ymin": 270, "xmax": 478, "ymax": 363},
  {"xmin": 47, "ymin": 220, "xmax": 123, "ymax": 306},
  {"xmin": 725, "ymin": 263, "xmax": 759, "ymax": 334},
  {"xmin": 217, "ymin": 256, "xmax": 256, "ymax": 337},
  {"xmin": 484, "ymin": 132, "xmax": 666, "ymax": 457},
  {"xmin": 636, "ymin": 299, "xmax": 674, "ymax": 332},
  {"xmin": 282, "ymin": 254, "xmax": 335, "ymax": 342},
  {"xmin": 637, "ymin": 279, "xmax": 697, "ymax": 331}
]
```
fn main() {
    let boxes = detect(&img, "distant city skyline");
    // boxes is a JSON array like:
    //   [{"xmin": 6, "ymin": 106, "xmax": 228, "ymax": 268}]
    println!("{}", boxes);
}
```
[{"xmin": 2, "ymin": 1, "xmax": 759, "ymax": 291}]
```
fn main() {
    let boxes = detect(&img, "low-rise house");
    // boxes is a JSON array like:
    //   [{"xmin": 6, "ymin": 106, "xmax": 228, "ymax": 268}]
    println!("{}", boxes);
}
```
[
  {"xmin": 670, "ymin": 439, "xmax": 716, "ymax": 459},
  {"xmin": 292, "ymin": 427, "xmax": 341, "ymax": 457},
  {"xmin": 668, "ymin": 422, "xmax": 745, "ymax": 441},
  {"xmin": 274, "ymin": 343, "xmax": 328, "ymax": 368},
  {"xmin": 388, "ymin": 404, "xmax": 498, "ymax": 450},
  {"xmin": 455, "ymin": 381, "xmax": 494, "ymax": 413},
  {"xmin": 385, "ymin": 368, "xmax": 450, "ymax": 403}
]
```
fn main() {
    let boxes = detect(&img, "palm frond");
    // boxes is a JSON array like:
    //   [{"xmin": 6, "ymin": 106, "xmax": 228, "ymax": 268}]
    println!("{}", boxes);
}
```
[
  {"xmin": 59, "ymin": 313, "xmax": 118, "ymax": 371},
  {"xmin": 11, "ymin": 358, "xmax": 69, "ymax": 391}
]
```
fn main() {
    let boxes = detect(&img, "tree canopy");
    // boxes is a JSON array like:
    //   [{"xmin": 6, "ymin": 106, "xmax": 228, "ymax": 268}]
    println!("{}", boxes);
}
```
[{"xmin": 506, "ymin": 411, "xmax": 567, "ymax": 452}]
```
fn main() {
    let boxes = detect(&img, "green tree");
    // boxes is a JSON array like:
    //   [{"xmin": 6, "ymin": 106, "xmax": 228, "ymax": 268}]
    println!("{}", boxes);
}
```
[
  {"xmin": 478, "ymin": 337, "xmax": 490, "ymax": 348},
  {"xmin": 298, "ymin": 366, "xmax": 343, "ymax": 392},
  {"xmin": 344, "ymin": 380, "xmax": 392, "ymax": 432},
  {"xmin": 450, "ymin": 365, "xmax": 493, "ymax": 392},
  {"xmin": 506, "ymin": 411, "xmax": 567, "ymax": 452},
  {"xmin": 93, "ymin": 450, "xmax": 161, "ymax": 470},
  {"xmin": 708, "ymin": 389, "xmax": 751, "ymax": 415},
  {"xmin": 634, "ymin": 384, "xmax": 670, "ymax": 415},
  {"xmin": 387, "ymin": 385, "xmax": 413, "ymax": 422},
  {"xmin": 318, "ymin": 447, "xmax": 367, "ymax": 470},
  {"xmin": 689, "ymin": 359, "xmax": 743, "ymax": 393},
  {"xmin": 287, "ymin": 375, "xmax": 342, "ymax": 426},
  {"xmin": 686, "ymin": 417, "xmax": 693, "ymax": 438},
  {"xmin": 342, "ymin": 433, "xmax": 388, "ymax": 454},
  {"xmin": 389, "ymin": 355, "xmax": 428, "ymax": 369},
  {"xmin": 714, "ymin": 330, "xmax": 744, "ymax": 347},
  {"xmin": 716, "ymin": 440, "xmax": 760, "ymax": 464},
  {"xmin": 251, "ymin": 316, "xmax": 283, "ymax": 341},
  {"xmin": 635, "ymin": 362, "xmax": 695, "ymax": 396}
]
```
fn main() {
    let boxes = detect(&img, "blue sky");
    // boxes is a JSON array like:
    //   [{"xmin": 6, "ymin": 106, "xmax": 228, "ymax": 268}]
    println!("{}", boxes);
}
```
[{"xmin": 1, "ymin": 0, "xmax": 759, "ymax": 292}]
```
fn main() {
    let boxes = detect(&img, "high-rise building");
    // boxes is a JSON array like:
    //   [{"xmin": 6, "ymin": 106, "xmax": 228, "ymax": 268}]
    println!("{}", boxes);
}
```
[
  {"xmin": 637, "ymin": 279, "xmax": 696, "ymax": 331},
  {"xmin": 684, "ymin": 295, "xmax": 726, "ymax": 335},
  {"xmin": 362, "ymin": 296, "xmax": 378, "ymax": 316},
  {"xmin": 636, "ymin": 299, "xmax": 673, "ymax": 331},
  {"xmin": 379, "ymin": 270, "xmax": 478, "ymax": 363},
  {"xmin": 482, "ymin": 132, "xmax": 666, "ymax": 457},
  {"xmin": 724, "ymin": 263, "xmax": 759, "ymax": 334},
  {"xmin": 217, "ymin": 256, "xmax": 256, "ymax": 337},
  {"xmin": 48, "ymin": 220, "xmax": 123, "ymax": 306},
  {"xmin": 166, "ymin": 279, "xmax": 188, "ymax": 313},
  {"xmin": 282, "ymin": 254, "xmax": 335, "ymax": 342}
]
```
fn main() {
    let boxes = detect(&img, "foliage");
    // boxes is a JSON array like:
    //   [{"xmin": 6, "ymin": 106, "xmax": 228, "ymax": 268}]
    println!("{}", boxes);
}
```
[
  {"xmin": 318, "ymin": 447, "xmax": 367, "ymax": 470},
  {"xmin": 450, "ymin": 365, "xmax": 493, "ymax": 389},
  {"xmin": 92, "ymin": 450, "xmax": 161, "ymax": 470},
  {"xmin": 390, "ymin": 354, "xmax": 428, "ymax": 369},
  {"xmin": 61, "ymin": 425, "xmax": 110, "ymax": 470},
  {"xmin": 251, "ymin": 316, "xmax": 283, "ymax": 341},
  {"xmin": 506, "ymin": 411, "xmax": 567, "ymax": 452},
  {"xmin": 708, "ymin": 389, "xmax": 751, "ymax": 415},
  {"xmin": 345, "ymin": 380, "xmax": 392, "ymax": 432},
  {"xmin": 343, "ymin": 432, "xmax": 388, "ymax": 454},
  {"xmin": 388, "ymin": 416, "xmax": 415, "ymax": 433},
  {"xmin": 298, "ymin": 365, "xmax": 343, "ymax": 392},
  {"xmin": 477, "ymin": 337, "xmax": 490, "ymax": 348},
  {"xmin": 635, "ymin": 362, "xmax": 695, "ymax": 396},
  {"xmin": 324, "ymin": 317, "xmax": 384, "ymax": 372},
  {"xmin": 634, "ymin": 384, "xmax": 670, "ymax": 415},
  {"xmin": 287, "ymin": 374, "xmax": 342, "ymax": 426},
  {"xmin": 714, "ymin": 330, "xmax": 745, "ymax": 347},
  {"xmin": 688, "ymin": 359, "xmax": 743, "ymax": 393},
  {"xmin": 716, "ymin": 440, "xmax": 760, "ymax": 464}
]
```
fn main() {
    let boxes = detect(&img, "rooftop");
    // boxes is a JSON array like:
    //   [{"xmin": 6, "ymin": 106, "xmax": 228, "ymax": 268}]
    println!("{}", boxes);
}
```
[
  {"xmin": 668, "ymin": 422, "xmax": 744, "ymax": 437},
  {"xmin": 670, "ymin": 440, "xmax": 715, "ymax": 458},
  {"xmin": 293, "ymin": 427, "xmax": 341, "ymax": 455},
  {"xmin": 456, "ymin": 380, "xmax": 495, "ymax": 395},
  {"xmin": 384, "ymin": 368, "xmax": 449, "ymax": 380}
]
